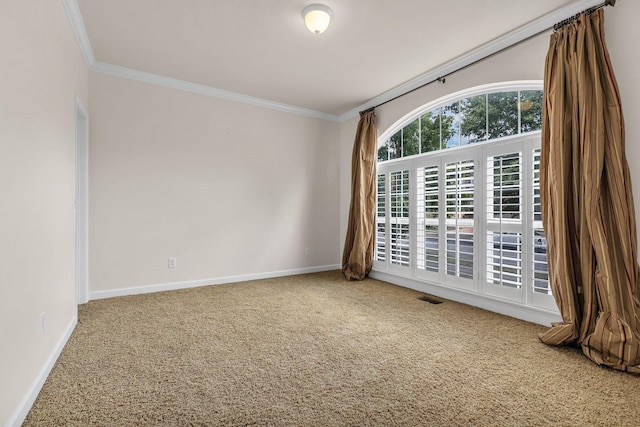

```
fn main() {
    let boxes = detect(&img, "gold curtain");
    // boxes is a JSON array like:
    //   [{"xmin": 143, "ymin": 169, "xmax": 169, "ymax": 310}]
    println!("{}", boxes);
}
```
[
  {"xmin": 540, "ymin": 9, "xmax": 640, "ymax": 373},
  {"xmin": 342, "ymin": 110, "xmax": 377, "ymax": 280}
]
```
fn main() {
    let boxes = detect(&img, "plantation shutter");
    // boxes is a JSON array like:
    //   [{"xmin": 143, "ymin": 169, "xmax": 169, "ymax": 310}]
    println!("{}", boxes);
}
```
[
  {"xmin": 389, "ymin": 170, "xmax": 410, "ymax": 267},
  {"xmin": 445, "ymin": 160, "xmax": 475, "ymax": 280},
  {"xmin": 532, "ymin": 148, "xmax": 550, "ymax": 295},
  {"xmin": 375, "ymin": 173, "xmax": 386, "ymax": 262},
  {"xmin": 416, "ymin": 165, "xmax": 440, "ymax": 273},
  {"xmin": 486, "ymin": 152, "xmax": 523, "ymax": 287}
]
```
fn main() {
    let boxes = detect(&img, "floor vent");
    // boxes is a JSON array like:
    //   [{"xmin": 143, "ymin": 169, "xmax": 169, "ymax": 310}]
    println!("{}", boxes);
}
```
[{"xmin": 418, "ymin": 294, "xmax": 444, "ymax": 304}]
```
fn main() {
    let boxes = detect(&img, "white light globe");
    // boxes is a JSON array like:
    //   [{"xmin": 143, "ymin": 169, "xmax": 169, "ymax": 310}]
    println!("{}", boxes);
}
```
[{"xmin": 302, "ymin": 4, "xmax": 333, "ymax": 34}]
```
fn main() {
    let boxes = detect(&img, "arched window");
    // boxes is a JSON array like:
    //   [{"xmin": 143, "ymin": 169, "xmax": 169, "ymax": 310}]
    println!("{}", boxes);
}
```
[
  {"xmin": 374, "ymin": 82, "xmax": 556, "ymax": 319},
  {"xmin": 378, "ymin": 83, "xmax": 543, "ymax": 162}
]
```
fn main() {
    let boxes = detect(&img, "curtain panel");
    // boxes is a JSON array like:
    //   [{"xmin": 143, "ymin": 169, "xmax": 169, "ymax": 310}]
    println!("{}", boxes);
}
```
[
  {"xmin": 540, "ymin": 9, "xmax": 640, "ymax": 373},
  {"xmin": 342, "ymin": 111, "xmax": 377, "ymax": 281}
]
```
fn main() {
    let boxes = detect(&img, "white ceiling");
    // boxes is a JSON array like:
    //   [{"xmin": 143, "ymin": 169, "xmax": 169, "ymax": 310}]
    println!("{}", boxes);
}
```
[{"xmin": 75, "ymin": 0, "xmax": 592, "ymax": 118}]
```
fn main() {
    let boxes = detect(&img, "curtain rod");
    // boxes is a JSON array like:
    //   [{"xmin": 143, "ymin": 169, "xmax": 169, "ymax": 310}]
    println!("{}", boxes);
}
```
[
  {"xmin": 553, "ymin": 0, "xmax": 615, "ymax": 30},
  {"xmin": 360, "ymin": 0, "xmax": 616, "ymax": 115}
]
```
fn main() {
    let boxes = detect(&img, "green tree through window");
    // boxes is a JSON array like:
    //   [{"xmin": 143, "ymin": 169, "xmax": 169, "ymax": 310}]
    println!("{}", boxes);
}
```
[{"xmin": 378, "ymin": 89, "xmax": 543, "ymax": 162}]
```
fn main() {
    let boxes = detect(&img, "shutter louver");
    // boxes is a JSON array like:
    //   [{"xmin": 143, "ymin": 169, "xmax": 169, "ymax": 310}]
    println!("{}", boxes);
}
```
[
  {"xmin": 486, "ymin": 152, "xmax": 523, "ymax": 289},
  {"xmin": 390, "ymin": 170, "xmax": 410, "ymax": 267},
  {"xmin": 375, "ymin": 173, "xmax": 386, "ymax": 262},
  {"xmin": 445, "ymin": 160, "xmax": 474, "ymax": 279},
  {"xmin": 532, "ymin": 148, "xmax": 550, "ymax": 294},
  {"xmin": 417, "ymin": 165, "xmax": 439, "ymax": 272}
]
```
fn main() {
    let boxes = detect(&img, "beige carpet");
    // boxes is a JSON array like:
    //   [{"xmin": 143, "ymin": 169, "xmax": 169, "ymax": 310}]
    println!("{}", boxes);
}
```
[{"xmin": 25, "ymin": 271, "xmax": 640, "ymax": 426}]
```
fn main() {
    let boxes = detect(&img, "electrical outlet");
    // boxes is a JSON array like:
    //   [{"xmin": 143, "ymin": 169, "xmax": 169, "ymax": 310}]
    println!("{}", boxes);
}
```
[
  {"xmin": 168, "ymin": 257, "xmax": 177, "ymax": 268},
  {"xmin": 40, "ymin": 312, "xmax": 45, "ymax": 336},
  {"xmin": 305, "ymin": 247, "xmax": 311, "ymax": 256}
]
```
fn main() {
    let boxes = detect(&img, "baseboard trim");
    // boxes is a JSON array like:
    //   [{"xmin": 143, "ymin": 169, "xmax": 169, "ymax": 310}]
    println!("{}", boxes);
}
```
[
  {"xmin": 7, "ymin": 314, "xmax": 77, "ymax": 427},
  {"xmin": 89, "ymin": 264, "xmax": 341, "ymax": 300},
  {"xmin": 369, "ymin": 270, "xmax": 562, "ymax": 327}
]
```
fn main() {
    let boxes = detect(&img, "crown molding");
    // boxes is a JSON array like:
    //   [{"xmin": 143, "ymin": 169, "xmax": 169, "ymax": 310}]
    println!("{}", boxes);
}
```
[
  {"xmin": 61, "ymin": 0, "xmax": 96, "ymax": 68},
  {"xmin": 61, "ymin": 0, "xmax": 339, "ymax": 121},
  {"xmin": 91, "ymin": 62, "xmax": 341, "ymax": 122},
  {"xmin": 339, "ymin": 0, "xmax": 604, "ymax": 122},
  {"xmin": 63, "ymin": 0, "xmax": 605, "ymax": 123}
]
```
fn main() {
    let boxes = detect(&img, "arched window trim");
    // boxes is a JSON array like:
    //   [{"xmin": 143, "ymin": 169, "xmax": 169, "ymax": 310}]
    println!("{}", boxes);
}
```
[
  {"xmin": 373, "ymin": 80, "xmax": 559, "ymax": 327},
  {"xmin": 377, "ymin": 80, "xmax": 543, "ymax": 152}
]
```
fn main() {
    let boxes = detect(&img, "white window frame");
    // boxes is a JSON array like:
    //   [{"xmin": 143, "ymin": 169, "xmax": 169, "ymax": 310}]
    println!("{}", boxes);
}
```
[
  {"xmin": 373, "ymin": 82, "xmax": 557, "ymax": 320},
  {"xmin": 386, "ymin": 167, "xmax": 412, "ymax": 275}
]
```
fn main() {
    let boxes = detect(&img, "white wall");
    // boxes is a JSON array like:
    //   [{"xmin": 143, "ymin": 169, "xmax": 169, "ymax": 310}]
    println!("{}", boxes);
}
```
[
  {"xmin": 340, "ymin": 0, "xmax": 640, "ymax": 262},
  {"xmin": 88, "ymin": 72, "xmax": 340, "ymax": 294},
  {"xmin": 0, "ymin": 1, "xmax": 89, "ymax": 425},
  {"xmin": 607, "ymin": 0, "xmax": 640, "ymax": 245}
]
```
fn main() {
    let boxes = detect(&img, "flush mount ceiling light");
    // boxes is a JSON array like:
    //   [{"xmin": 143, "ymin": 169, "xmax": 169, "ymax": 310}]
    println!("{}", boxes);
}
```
[{"xmin": 302, "ymin": 4, "xmax": 333, "ymax": 34}]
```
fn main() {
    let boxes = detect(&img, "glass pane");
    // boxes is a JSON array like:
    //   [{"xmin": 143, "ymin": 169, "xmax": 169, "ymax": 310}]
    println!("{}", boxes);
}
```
[
  {"xmin": 421, "ymin": 110, "xmax": 441, "ymax": 153},
  {"xmin": 377, "ymin": 174, "xmax": 386, "ymax": 217},
  {"xmin": 377, "ymin": 140, "xmax": 389, "ymax": 162},
  {"xmin": 390, "ymin": 170, "xmax": 410, "ymax": 218},
  {"xmin": 424, "ymin": 166, "xmax": 439, "ymax": 219},
  {"xmin": 446, "ymin": 226, "xmax": 474, "ymax": 279},
  {"xmin": 403, "ymin": 119, "xmax": 420, "ymax": 157},
  {"xmin": 487, "ymin": 231, "xmax": 522, "ymax": 288},
  {"xmin": 390, "ymin": 170, "xmax": 410, "ymax": 267},
  {"xmin": 533, "ymin": 148, "xmax": 542, "ymax": 221},
  {"xmin": 445, "ymin": 160, "xmax": 474, "ymax": 279},
  {"xmin": 520, "ymin": 90, "xmax": 543, "ymax": 133},
  {"xmin": 531, "ymin": 148, "xmax": 550, "ymax": 295},
  {"xmin": 460, "ymin": 95, "xmax": 487, "ymax": 144},
  {"xmin": 389, "ymin": 130, "xmax": 402, "ymax": 160},
  {"xmin": 390, "ymin": 223, "xmax": 410, "ymax": 266},
  {"xmin": 443, "ymin": 102, "xmax": 461, "ymax": 148},
  {"xmin": 376, "ymin": 173, "xmax": 386, "ymax": 262},
  {"xmin": 376, "ymin": 224, "xmax": 386, "ymax": 262},
  {"xmin": 416, "ymin": 167, "xmax": 425, "ymax": 271},
  {"xmin": 418, "ymin": 165, "xmax": 439, "ymax": 273},
  {"xmin": 532, "ymin": 229, "xmax": 550, "ymax": 294},
  {"xmin": 488, "ymin": 152, "xmax": 522, "ymax": 220},
  {"xmin": 424, "ymin": 225, "xmax": 439, "ymax": 272},
  {"xmin": 459, "ymin": 226, "xmax": 474, "ymax": 279},
  {"xmin": 446, "ymin": 226, "xmax": 457, "ymax": 276},
  {"xmin": 488, "ymin": 91, "xmax": 518, "ymax": 139}
]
